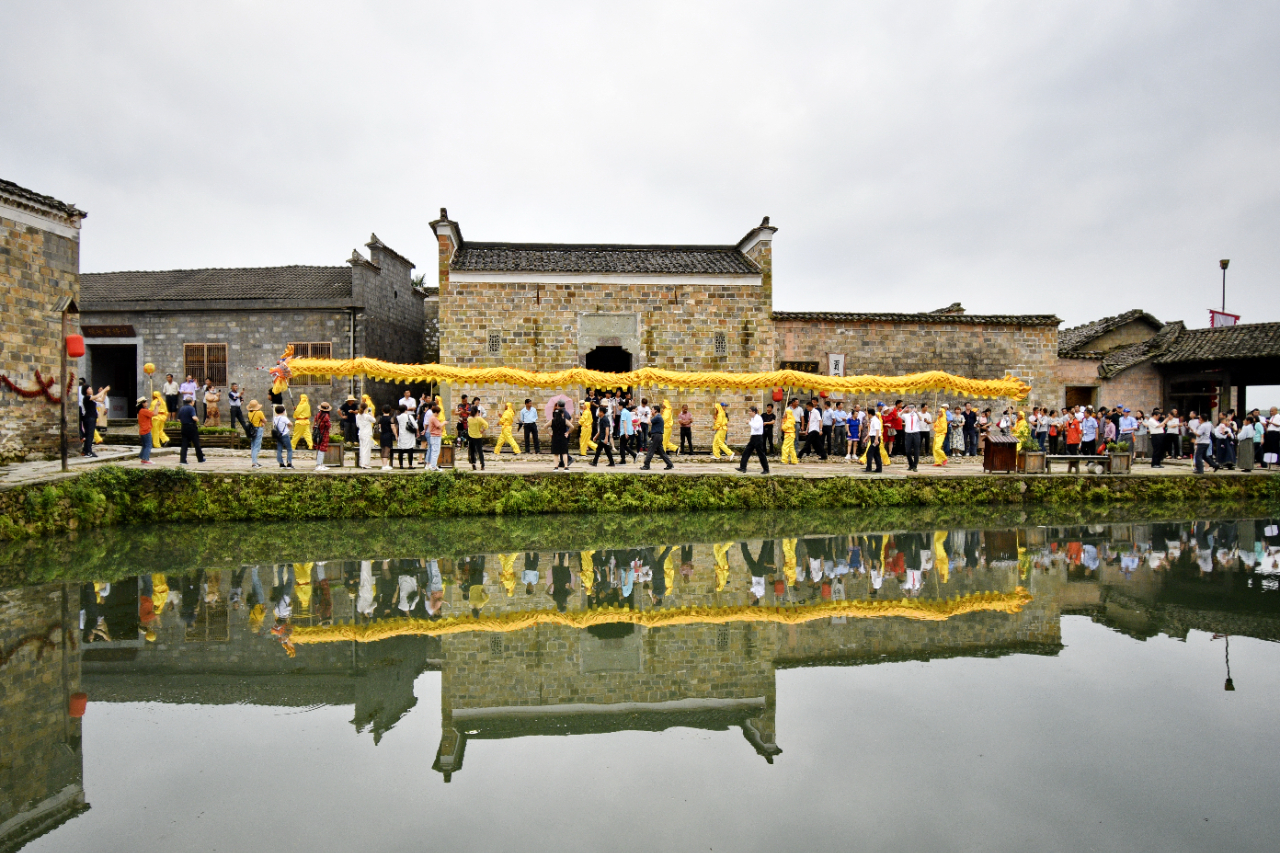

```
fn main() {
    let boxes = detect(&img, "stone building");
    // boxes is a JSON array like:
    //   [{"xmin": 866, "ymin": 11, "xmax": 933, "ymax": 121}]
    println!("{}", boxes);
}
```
[
  {"xmin": 431, "ymin": 211, "xmax": 1066, "ymax": 444},
  {"xmin": 79, "ymin": 235, "xmax": 425, "ymax": 416},
  {"xmin": 1055, "ymin": 309, "xmax": 1280, "ymax": 415},
  {"xmin": 0, "ymin": 179, "xmax": 85, "ymax": 463}
]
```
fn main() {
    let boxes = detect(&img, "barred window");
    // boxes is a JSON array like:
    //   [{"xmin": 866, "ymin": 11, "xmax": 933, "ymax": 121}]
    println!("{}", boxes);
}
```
[
  {"xmin": 183, "ymin": 343, "xmax": 227, "ymax": 387},
  {"xmin": 714, "ymin": 331, "xmax": 727, "ymax": 356},
  {"xmin": 288, "ymin": 341, "xmax": 333, "ymax": 386},
  {"xmin": 488, "ymin": 332, "xmax": 502, "ymax": 355}
]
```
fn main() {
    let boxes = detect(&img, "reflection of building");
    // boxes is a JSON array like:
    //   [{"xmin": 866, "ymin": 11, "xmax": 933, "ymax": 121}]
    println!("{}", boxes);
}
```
[
  {"xmin": 0, "ymin": 179, "xmax": 84, "ymax": 463},
  {"xmin": 0, "ymin": 584, "xmax": 86, "ymax": 850},
  {"xmin": 432, "ymin": 563, "xmax": 1064, "ymax": 780}
]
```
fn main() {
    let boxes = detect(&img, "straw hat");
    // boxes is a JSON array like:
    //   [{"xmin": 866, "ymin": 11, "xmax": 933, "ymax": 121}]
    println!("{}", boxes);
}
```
[
  {"xmin": 318, "ymin": 401, "xmax": 332, "ymax": 412},
  {"xmin": 136, "ymin": 396, "xmax": 148, "ymax": 406},
  {"xmin": 346, "ymin": 394, "xmax": 357, "ymax": 402},
  {"xmin": 247, "ymin": 400, "xmax": 262, "ymax": 412}
]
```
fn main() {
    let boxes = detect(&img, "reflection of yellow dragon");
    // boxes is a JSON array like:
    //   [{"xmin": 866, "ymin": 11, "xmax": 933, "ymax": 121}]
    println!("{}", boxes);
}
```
[{"xmin": 291, "ymin": 588, "xmax": 1033, "ymax": 643}]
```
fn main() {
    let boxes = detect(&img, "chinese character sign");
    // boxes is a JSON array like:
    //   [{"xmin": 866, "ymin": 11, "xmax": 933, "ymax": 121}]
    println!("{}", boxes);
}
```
[{"xmin": 828, "ymin": 354, "xmax": 845, "ymax": 377}]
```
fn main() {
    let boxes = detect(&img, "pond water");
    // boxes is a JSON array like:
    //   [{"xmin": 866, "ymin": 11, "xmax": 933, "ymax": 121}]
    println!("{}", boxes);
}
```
[{"xmin": 3, "ymin": 505, "xmax": 1280, "ymax": 853}]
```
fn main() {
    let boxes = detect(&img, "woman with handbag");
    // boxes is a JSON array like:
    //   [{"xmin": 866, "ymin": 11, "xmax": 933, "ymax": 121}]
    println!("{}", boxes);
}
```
[
  {"xmin": 395, "ymin": 404, "xmax": 417, "ymax": 469},
  {"xmin": 313, "ymin": 402, "xmax": 332, "ymax": 471}
]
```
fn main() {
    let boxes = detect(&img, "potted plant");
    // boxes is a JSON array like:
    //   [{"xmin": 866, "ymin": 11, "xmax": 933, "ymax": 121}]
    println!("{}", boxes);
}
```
[
  {"xmin": 1016, "ymin": 430, "xmax": 1046, "ymax": 473},
  {"xmin": 1105, "ymin": 440, "xmax": 1132, "ymax": 474}
]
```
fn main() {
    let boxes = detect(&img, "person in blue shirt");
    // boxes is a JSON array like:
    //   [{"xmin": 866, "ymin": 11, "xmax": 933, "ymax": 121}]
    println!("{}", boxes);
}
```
[
  {"xmin": 1080, "ymin": 409, "xmax": 1099, "ymax": 455},
  {"xmin": 618, "ymin": 404, "xmax": 636, "ymax": 464}
]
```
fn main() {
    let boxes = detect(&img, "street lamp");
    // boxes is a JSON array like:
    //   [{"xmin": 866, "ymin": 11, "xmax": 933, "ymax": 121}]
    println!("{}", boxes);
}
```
[{"xmin": 1220, "ymin": 259, "xmax": 1230, "ymax": 312}]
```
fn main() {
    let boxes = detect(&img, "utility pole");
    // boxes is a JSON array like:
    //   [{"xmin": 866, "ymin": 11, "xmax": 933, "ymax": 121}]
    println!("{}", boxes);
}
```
[{"xmin": 1220, "ymin": 259, "xmax": 1230, "ymax": 312}]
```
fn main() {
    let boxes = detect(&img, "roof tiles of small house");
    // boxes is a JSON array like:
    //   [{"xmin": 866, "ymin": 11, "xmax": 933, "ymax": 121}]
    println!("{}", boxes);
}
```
[
  {"xmin": 450, "ymin": 242, "xmax": 761, "ymax": 275},
  {"xmin": 1058, "ymin": 309, "xmax": 1163, "ymax": 357},
  {"xmin": 81, "ymin": 266, "xmax": 352, "ymax": 303},
  {"xmin": 771, "ymin": 311, "xmax": 1060, "ymax": 326},
  {"xmin": 0, "ymin": 177, "xmax": 87, "ymax": 219},
  {"xmin": 1153, "ymin": 321, "xmax": 1280, "ymax": 364},
  {"xmin": 1097, "ymin": 321, "xmax": 1185, "ymax": 378}
]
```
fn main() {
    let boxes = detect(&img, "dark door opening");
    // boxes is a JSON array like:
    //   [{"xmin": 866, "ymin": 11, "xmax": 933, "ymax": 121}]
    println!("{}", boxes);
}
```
[
  {"xmin": 585, "ymin": 346, "xmax": 632, "ymax": 374},
  {"xmin": 88, "ymin": 344, "xmax": 138, "ymax": 417},
  {"xmin": 1064, "ymin": 386, "xmax": 1097, "ymax": 410}
]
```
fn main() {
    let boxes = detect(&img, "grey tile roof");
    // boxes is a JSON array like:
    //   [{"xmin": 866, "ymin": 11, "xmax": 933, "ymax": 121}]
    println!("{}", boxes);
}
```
[
  {"xmin": 1097, "ymin": 322, "xmax": 1185, "ymax": 378},
  {"xmin": 1154, "ymin": 321, "xmax": 1280, "ymax": 364},
  {"xmin": 82, "ymin": 265, "xmax": 352, "ymax": 303},
  {"xmin": 0, "ymin": 177, "xmax": 86, "ymax": 219},
  {"xmin": 451, "ymin": 242, "xmax": 761, "ymax": 275},
  {"xmin": 1058, "ymin": 309, "xmax": 1163, "ymax": 356},
  {"xmin": 772, "ymin": 311, "xmax": 1060, "ymax": 326}
]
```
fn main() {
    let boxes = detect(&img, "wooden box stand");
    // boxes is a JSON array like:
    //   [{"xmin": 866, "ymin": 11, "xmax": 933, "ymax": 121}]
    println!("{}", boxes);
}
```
[
  {"xmin": 983, "ymin": 433, "xmax": 1020, "ymax": 473},
  {"xmin": 438, "ymin": 444, "xmax": 455, "ymax": 468}
]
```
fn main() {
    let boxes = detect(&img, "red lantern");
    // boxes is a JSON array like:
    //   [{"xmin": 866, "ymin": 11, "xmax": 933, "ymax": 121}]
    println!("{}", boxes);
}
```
[
  {"xmin": 819, "ymin": 390, "xmax": 829, "ymax": 399},
  {"xmin": 771, "ymin": 388, "xmax": 784, "ymax": 402},
  {"xmin": 66, "ymin": 334, "xmax": 85, "ymax": 358},
  {"xmin": 69, "ymin": 692, "xmax": 88, "ymax": 717}
]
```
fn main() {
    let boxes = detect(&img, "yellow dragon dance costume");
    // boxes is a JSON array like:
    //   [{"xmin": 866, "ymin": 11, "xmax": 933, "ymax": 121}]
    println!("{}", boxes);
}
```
[
  {"xmin": 711, "ymin": 403, "xmax": 733, "ymax": 459},
  {"xmin": 292, "ymin": 394, "xmax": 313, "ymax": 450},
  {"xmin": 661, "ymin": 399, "xmax": 678, "ymax": 452},
  {"xmin": 578, "ymin": 402, "xmax": 597, "ymax": 456},
  {"xmin": 780, "ymin": 411, "xmax": 798, "ymax": 464},
  {"xmin": 149, "ymin": 391, "xmax": 170, "ymax": 446},
  {"xmin": 933, "ymin": 406, "xmax": 949, "ymax": 466},
  {"xmin": 497, "ymin": 403, "xmax": 521, "ymax": 454}
]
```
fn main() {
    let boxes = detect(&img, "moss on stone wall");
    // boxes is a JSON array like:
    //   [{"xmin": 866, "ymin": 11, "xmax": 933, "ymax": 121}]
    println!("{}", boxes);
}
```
[{"xmin": 1, "ymin": 466, "xmax": 1277, "ymax": 548}]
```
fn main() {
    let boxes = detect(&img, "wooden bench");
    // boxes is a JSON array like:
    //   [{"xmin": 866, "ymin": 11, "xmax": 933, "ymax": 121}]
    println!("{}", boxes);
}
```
[{"xmin": 1045, "ymin": 454, "xmax": 1111, "ymax": 474}]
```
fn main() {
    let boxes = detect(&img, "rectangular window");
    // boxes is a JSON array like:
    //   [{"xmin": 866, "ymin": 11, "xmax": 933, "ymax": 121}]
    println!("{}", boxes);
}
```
[
  {"xmin": 183, "ymin": 343, "xmax": 228, "ymax": 387},
  {"xmin": 714, "ymin": 331, "xmax": 727, "ymax": 356},
  {"xmin": 488, "ymin": 332, "xmax": 502, "ymax": 355},
  {"xmin": 288, "ymin": 341, "xmax": 333, "ymax": 386}
]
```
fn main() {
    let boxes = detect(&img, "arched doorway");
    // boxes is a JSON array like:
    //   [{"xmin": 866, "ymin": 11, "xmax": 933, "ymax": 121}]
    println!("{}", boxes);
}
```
[{"xmin": 585, "ymin": 346, "xmax": 632, "ymax": 374}]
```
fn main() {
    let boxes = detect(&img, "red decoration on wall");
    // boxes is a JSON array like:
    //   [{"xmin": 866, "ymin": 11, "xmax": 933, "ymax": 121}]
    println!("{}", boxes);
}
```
[{"xmin": 0, "ymin": 370, "xmax": 70, "ymax": 403}]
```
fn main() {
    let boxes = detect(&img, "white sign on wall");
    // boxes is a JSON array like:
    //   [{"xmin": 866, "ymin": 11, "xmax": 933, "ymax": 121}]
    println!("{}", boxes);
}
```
[{"xmin": 828, "ymin": 353, "xmax": 846, "ymax": 377}]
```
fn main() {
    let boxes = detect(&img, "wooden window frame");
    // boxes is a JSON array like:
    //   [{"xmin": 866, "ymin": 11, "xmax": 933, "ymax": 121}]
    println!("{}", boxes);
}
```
[
  {"xmin": 288, "ymin": 341, "xmax": 333, "ymax": 386},
  {"xmin": 183, "ymin": 343, "xmax": 228, "ymax": 387}
]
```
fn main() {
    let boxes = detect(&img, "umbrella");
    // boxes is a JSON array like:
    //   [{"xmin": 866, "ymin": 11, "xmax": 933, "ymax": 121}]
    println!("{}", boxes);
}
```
[{"xmin": 545, "ymin": 394, "xmax": 575, "ymax": 421}]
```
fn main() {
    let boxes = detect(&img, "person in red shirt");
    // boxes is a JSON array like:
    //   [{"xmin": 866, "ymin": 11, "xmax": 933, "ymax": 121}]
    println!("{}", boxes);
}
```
[
  {"xmin": 883, "ymin": 400, "xmax": 904, "ymax": 456},
  {"xmin": 1065, "ymin": 414, "xmax": 1083, "ymax": 455},
  {"xmin": 136, "ymin": 396, "xmax": 155, "ymax": 464}
]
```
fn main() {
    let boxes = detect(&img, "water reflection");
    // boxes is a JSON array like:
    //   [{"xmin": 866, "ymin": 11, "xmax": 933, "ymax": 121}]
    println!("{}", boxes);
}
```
[{"xmin": 2, "ymin": 508, "xmax": 1279, "ymax": 849}]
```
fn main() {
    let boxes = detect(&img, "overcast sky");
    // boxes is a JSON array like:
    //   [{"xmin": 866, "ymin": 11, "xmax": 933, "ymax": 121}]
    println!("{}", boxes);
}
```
[{"xmin": 5, "ymin": 1, "xmax": 1278, "ymax": 330}]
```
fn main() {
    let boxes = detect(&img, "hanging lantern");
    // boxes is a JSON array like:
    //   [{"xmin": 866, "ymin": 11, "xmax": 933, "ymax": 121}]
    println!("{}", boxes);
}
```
[
  {"xmin": 66, "ymin": 334, "xmax": 85, "ymax": 358},
  {"xmin": 143, "ymin": 362, "xmax": 156, "ymax": 376}
]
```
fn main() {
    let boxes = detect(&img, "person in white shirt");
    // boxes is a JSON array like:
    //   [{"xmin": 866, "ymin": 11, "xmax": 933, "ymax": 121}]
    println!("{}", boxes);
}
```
[
  {"xmin": 636, "ymin": 399, "xmax": 652, "ymax": 446},
  {"xmin": 518, "ymin": 398, "xmax": 541, "ymax": 453},
  {"xmin": 273, "ymin": 405, "xmax": 293, "ymax": 468},
  {"xmin": 901, "ymin": 404, "xmax": 922, "ymax": 471},
  {"xmin": 1237, "ymin": 416, "xmax": 1256, "ymax": 471},
  {"xmin": 1165, "ymin": 410, "xmax": 1183, "ymax": 458},
  {"xmin": 864, "ymin": 406, "xmax": 884, "ymax": 473},
  {"xmin": 1146, "ymin": 408, "xmax": 1167, "ymax": 468},
  {"xmin": 1262, "ymin": 407, "xmax": 1280, "ymax": 467},
  {"xmin": 1192, "ymin": 411, "xmax": 1218, "ymax": 474},
  {"xmin": 400, "ymin": 389, "xmax": 417, "ymax": 412},
  {"xmin": 738, "ymin": 406, "xmax": 770, "ymax": 474}
]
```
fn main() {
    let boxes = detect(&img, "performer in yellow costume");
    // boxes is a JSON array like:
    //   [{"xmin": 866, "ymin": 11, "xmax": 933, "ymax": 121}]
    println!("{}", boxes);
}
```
[
  {"xmin": 149, "ymin": 391, "xmax": 170, "ymax": 446},
  {"xmin": 291, "ymin": 394, "xmax": 313, "ymax": 450},
  {"xmin": 578, "ymin": 401, "xmax": 597, "ymax": 456},
  {"xmin": 932, "ymin": 403, "xmax": 950, "ymax": 466},
  {"xmin": 779, "ymin": 409, "xmax": 798, "ymax": 463},
  {"xmin": 1012, "ymin": 410, "xmax": 1031, "ymax": 447},
  {"xmin": 711, "ymin": 402, "xmax": 734, "ymax": 460},
  {"xmin": 661, "ymin": 399, "xmax": 678, "ymax": 453},
  {"xmin": 713, "ymin": 541, "xmax": 733, "ymax": 592},
  {"xmin": 496, "ymin": 403, "xmax": 522, "ymax": 454}
]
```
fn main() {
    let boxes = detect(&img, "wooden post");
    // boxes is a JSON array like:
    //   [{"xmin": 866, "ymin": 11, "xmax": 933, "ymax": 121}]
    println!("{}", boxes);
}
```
[{"xmin": 60, "ymin": 308, "xmax": 69, "ymax": 472}]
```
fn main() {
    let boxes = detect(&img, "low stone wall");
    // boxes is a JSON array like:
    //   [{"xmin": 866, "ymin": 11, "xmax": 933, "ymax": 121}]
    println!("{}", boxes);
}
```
[{"xmin": 1, "ymin": 465, "xmax": 1276, "ymax": 547}]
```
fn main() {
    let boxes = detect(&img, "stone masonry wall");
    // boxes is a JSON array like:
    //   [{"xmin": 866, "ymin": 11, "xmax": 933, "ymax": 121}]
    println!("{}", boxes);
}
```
[
  {"xmin": 0, "ymin": 213, "xmax": 79, "ymax": 463},
  {"xmin": 0, "ymin": 583, "xmax": 83, "ymax": 837},
  {"xmin": 439, "ymin": 279, "xmax": 774, "ymax": 446},
  {"xmin": 773, "ymin": 319, "xmax": 1061, "ymax": 410},
  {"xmin": 355, "ymin": 244, "xmax": 426, "ymax": 406},
  {"xmin": 1054, "ymin": 357, "xmax": 1163, "ymax": 413}
]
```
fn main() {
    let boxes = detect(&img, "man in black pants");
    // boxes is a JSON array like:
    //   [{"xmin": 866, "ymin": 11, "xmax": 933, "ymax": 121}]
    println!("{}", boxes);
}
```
[
  {"xmin": 738, "ymin": 406, "xmax": 770, "ymax": 474},
  {"xmin": 81, "ymin": 390, "xmax": 99, "ymax": 457},
  {"xmin": 640, "ymin": 406, "xmax": 674, "ymax": 470},
  {"xmin": 762, "ymin": 404, "xmax": 776, "ymax": 455},
  {"xmin": 864, "ymin": 412, "xmax": 883, "ymax": 473},
  {"xmin": 901, "ymin": 404, "xmax": 921, "ymax": 472},
  {"xmin": 798, "ymin": 400, "xmax": 826, "ymax": 460},
  {"xmin": 177, "ymin": 396, "xmax": 205, "ymax": 464},
  {"xmin": 519, "ymin": 399, "xmax": 540, "ymax": 453}
]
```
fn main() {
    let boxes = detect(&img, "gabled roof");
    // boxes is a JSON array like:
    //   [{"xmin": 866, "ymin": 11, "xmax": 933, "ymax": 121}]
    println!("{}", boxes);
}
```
[
  {"xmin": 772, "ymin": 310, "xmax": 1060, "ymax": 326},
  {"xmin": 1098, "ymin": 321, "xmax": 1184, "ymax": 378},
  {"xmin": 0, "ymin": 177, "xmax": 87, "ymax": 220},
  {"xmin": 1154, "ymin": 321, "xmax": 1280, "ymax": 364},
  {"xmin": 1058, "ymin": 309, "xmax": 1164, "ymax": 357},
  {"xmin": 82, "ymin": 265, "xmax": 352, "ymax": 303},
  {"xmin": 450, "ymin": 243, "xmax": 761, "ymax": 275}
]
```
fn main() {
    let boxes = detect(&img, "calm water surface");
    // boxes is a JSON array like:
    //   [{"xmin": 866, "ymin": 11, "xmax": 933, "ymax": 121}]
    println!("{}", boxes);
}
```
[{"xmin": 2, "ymin": 506, "xmax": 1279, "ymax": 853}]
